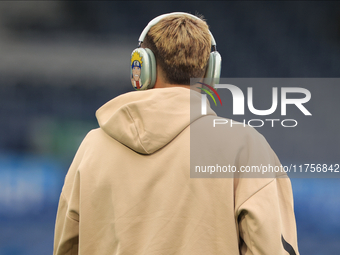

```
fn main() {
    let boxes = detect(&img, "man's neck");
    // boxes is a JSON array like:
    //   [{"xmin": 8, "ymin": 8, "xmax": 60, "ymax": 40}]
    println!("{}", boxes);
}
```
[
  {"xmin": 152, "ymin": 65, "xmax": 202, "ymax": 92},
  {"xmin": 153, "ymin": 83, "xmax": 190, "ymax": 89}
]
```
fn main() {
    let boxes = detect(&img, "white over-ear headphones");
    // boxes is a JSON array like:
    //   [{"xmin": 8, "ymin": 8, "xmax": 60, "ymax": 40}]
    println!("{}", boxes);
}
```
[{"xmin": 130, "ymin": 12, "xmax": 222, "ymax": 90}]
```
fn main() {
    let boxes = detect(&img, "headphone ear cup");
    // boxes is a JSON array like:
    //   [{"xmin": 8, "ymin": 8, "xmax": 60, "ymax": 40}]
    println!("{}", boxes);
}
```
[
  {"xmin": 204, "ymin": 51, "xmax": 222, "ymax": 88},
  {"xmin": 130, "ymin": 48, "xmax": 156, "ymax": 90}
]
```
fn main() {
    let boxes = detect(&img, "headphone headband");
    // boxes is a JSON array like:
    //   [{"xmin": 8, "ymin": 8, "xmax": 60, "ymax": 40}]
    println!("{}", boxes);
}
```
[{"xmin": 138, "ymin": 12, "xmax": 216, "ymax": 46}]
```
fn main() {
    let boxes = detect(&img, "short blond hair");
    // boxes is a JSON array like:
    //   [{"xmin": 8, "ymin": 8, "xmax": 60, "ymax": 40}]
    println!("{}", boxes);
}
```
[{"xmin": 142, "ymin": 14, "xmax": 211, "ymax": 85}]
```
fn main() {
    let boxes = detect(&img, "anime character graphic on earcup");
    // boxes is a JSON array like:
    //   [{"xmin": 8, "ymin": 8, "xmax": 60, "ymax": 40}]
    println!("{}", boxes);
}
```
[{"xmin": 131, "ymin": 51, "xmax": 143, "ymax": 90}]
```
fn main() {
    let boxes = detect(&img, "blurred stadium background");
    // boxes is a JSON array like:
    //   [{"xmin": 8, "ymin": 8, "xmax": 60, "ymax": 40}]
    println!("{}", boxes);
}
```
[{"xmin": 0, "ymin": 1, "xmax": 339, "ymax": 254}]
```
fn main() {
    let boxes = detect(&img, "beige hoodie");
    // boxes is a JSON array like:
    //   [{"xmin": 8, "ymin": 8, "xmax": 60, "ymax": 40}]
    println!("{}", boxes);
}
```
[{"xmin": 54, "ymin": 87, "xmax": 299, "ymax": 255}]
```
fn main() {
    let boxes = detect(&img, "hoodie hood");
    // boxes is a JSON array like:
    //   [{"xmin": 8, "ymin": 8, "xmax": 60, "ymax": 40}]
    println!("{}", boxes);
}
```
[{"xmin": 96, "ymin": 87, "xmax": 216, "ymax": 154}]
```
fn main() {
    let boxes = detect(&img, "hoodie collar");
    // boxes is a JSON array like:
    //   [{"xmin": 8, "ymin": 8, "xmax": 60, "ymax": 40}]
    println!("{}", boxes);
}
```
[{"xmin": 96, "ymin": 87, "xmax": 216, "ymax": 154}]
